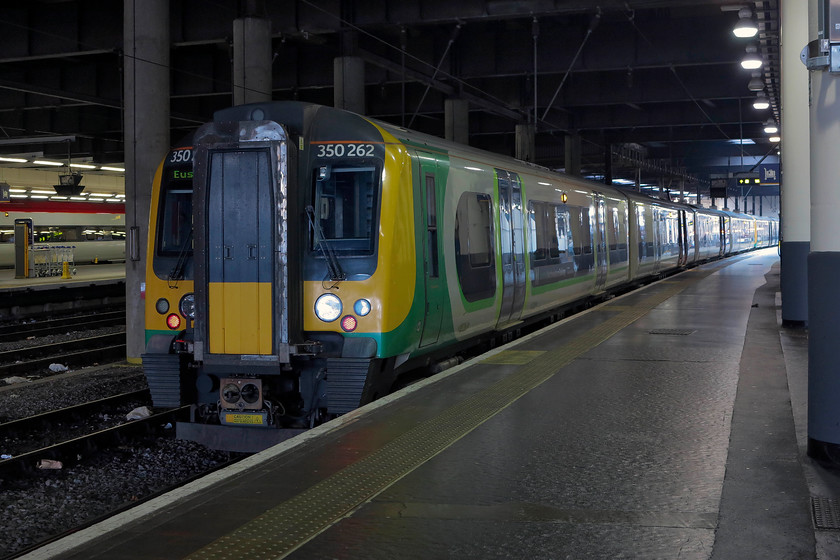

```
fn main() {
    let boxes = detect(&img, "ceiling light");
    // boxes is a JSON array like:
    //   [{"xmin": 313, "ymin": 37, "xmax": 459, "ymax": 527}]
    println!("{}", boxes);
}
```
[
  {"xmin": 69, "ymin": 163, "xmax": 97, "ymax": 170},
  {"xmin": 769, "ymin": 136, "xmax": 781, "ymax": 143},
  {"xmin": 753, "ymin": 92, "xmax": 770, "ymax": 110},
  {"xmin": 0, "ymin": 156, "xmax": 28, "ymax": 163},
  {"xmin": 747, "ymin": 74, "xmax": 765, "ymax": 91},
  {"xmin": 100, "ymin": 166, "xmax": 125, "ymax": 172},
  {"xmin": 31, "ymin": 189, "xmax": 55, "ymax": 194},
  {"xmin": 741, "ymin": 44, "xmax": 763, "ymax": 70},
  {"xmin": 32, "ymin": 160, "xmax": 63, "ymax": 166},
  {"xmin": 733, "ymin": 8, "xmax": 758, "ymax": 38},
  {"xmin": 764, "ymin": 120, "xmax": 778, "ymax": 134}
]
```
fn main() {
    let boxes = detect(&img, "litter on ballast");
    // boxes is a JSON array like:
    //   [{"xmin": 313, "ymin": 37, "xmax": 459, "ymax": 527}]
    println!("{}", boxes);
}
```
[{"xmin": 126, "ymin": 406, "xmax": 152, "ymax": 421}]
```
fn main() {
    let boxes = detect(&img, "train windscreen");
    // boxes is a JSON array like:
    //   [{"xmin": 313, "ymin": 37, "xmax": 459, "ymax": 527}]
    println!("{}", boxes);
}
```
[{"xmin": 311, "ymin": 164, "xmax": 379, "ymax": 256}]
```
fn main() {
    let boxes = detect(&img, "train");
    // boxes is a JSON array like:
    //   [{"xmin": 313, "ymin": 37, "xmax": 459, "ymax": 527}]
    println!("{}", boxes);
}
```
[
  {"xmin": 0, "ymin": 200, "xmax": 126, "ymax": 267},
  {"xmin": 141, "ymin": 101, "xmax": 778, "ymax": 447}
]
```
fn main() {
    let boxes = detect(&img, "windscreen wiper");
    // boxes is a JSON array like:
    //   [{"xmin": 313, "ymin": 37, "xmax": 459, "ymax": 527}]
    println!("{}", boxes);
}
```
[
  {"xmin": 168, "ymin": 228, "xmax": 193, "ymax": 287},
  {"xmin": 305, "ymin": 205, "xmax": 345, "ymax": 283}
]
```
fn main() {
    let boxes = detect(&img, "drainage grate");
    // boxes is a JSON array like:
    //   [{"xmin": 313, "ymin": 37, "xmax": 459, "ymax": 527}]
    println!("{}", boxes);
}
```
[
  {"xmin": 812, "ymin": 497, "xmax": 840, "ymax": 530},
  {"xmin": 648, "ymin": 329, "xmax": 696, "ymax": 336}
]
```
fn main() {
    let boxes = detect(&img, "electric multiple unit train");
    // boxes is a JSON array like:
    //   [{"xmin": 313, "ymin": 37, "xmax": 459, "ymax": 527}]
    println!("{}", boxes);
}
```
[{"xmin": 142, "ymin": 101, "xmax": 777, "ymax": 444}]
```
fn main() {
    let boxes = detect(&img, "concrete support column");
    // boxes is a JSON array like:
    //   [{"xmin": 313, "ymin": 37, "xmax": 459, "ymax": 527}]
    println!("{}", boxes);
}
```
[
  {"xmin": 565, "ymin": 132, "xmax": 581, "ymax": 177},
  {"xmin": 445, "ymin": 99, "xmax": 469, "ymax": 145},
  {"xmin": 807, "ymin": 0, "xmax": 840, "ymax": 462},
  {"xmin": 124, "ymin": 0, "xmax": 169, "ymax": 361},
  {"xmin": 515, "ymin": 123, "xmax": 535, "ymax": 162},
  {"xmin": 781, "ymin": 0, "xmax": 811, "ymax": 327},
  {"xmin": 334, "ymin": 56, "xmax": 365, "ymax": 114},
  {"xmin": 233, "ymin": 16, "xmax": 272, "ymax": 105}
]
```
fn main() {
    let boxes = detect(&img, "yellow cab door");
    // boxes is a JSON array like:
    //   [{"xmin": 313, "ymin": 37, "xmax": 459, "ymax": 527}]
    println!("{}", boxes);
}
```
[{"xmin": 206, "ymin": 149, "xmax": 274, "ymax": 355}]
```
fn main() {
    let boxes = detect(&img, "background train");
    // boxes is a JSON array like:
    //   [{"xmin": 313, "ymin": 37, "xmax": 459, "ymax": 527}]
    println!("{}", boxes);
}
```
[
  {"xmin": 142, "ymin": 101, "xmax": 778, "ymax": 447},
  {"xmin": 0, "ymin": 200, "xmax": 126, "ymax": 267}
]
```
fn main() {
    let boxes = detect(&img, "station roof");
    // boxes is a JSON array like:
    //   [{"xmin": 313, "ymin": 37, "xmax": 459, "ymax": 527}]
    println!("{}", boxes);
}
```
[{"xmin": 0, "ymin": 0, "xmax": 780, "ymax": 198}]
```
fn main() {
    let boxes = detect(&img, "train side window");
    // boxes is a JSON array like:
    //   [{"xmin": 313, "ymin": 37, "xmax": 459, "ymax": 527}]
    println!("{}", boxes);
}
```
[
  {"xmin": 555, "ymin": 206, "xmax": 572, "ymax": 260},
  {"xmin": 528, "ymin": 201, "xmax": 556, "ymax": 263},
  {"xmin": 455, "ymin": 192, "xmax": 495, "ymax": 302}
]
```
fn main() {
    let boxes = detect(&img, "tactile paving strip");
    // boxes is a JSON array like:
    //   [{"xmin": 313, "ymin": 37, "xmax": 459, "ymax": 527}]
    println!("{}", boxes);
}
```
[
  {"xmin": 648, "ymin": 328, "xmax": 696, "ymax": 336},
  {"xmin": 187, "ymin": 280, "xmax": 692, "ymax": 560}
]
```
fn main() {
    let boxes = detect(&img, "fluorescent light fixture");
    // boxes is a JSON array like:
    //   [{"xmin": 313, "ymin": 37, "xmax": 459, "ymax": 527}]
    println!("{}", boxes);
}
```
[
  {"xmin": 0, "ymin": 156, "xmax": 28, "ymax": 163},
  {"xmin": 50, "ymin": 196, "xmax": 68, "ymax": 200},
  {"xmin": 31, "ymin": 189, "xmax": 55, "ymax": 194},
  {"xmin": 69, "ymin": 163, "xmax": 97, "ymax": 170},
  {"xmin": 9, "ymin": 188, "xmax": 26, "ymax": 193},
  {"xmin": 764, "ymin": 120, "xmax": 778, "ymax": 134},
  {"xmin": 753, "ymin": 93, "xmax": 770, "ymax": 110},
  {"xmin": 733, "ymin": 8, "xmax": 758, "ymax": 38},
  {"xmin": 89, "ymin": 193, "xmax": 111, "ymax": 197},
  {"xmin": 10, "ymin": 194, "xmax": 27, "ymax": 198},
  {"xmin": 88, "ymin": 198, "xmax": 107, "ymax": 202},
  {"xmin": 727, "ymin": 138, "xmax": 755, "ymax": 145},
  {"xmin": 769, "ymin": 136, "xmax": 781, "ymax": 142},
  {"xmin": 100, "ymin": 166, "xmax": 125, "ymax": 172},
  {"xmin": 741, "ymin": 44, "xmax": 763, "ymax": 70},
  {"xmin": 30, "ymin": 195, "xmax": 49, "ymax": 199},
  {"xmin": 106, "ymin": 198, "xmax": 122, "ymax": 203},
  {"xmin": 70, "ymin": 196, "xmax": 87, "ymax": 201},
  {"xmin": 32, "ymin": 160, "xmax": 63, "ymax": 166}
]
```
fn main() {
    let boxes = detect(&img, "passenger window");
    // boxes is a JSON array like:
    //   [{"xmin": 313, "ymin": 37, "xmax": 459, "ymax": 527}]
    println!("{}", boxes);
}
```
[{"xmin": 455, "ymin": 192, "xmax": 495, "ymax": 302}]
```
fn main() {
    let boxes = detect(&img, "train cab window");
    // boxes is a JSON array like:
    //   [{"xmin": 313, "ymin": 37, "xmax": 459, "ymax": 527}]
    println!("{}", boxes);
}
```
[
  {"xmin": 312, "ymin": 165, "xmax": 379, "ymax": 256},
  {"xmin": 455, "ymin": 192, "xmax": 495, "ymax": 302},
  {"xmin": 158, "ymin": 188, "xmax": 193, "ymax": 255}
]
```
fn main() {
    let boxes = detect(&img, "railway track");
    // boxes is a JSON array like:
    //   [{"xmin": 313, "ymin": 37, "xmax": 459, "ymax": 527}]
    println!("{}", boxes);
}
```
[
  {"xmin": 0, "ymin": 400, "xmax": 241, "ymax": 560},
  {"xmin": 0, "ymin": 333, "xmax": 126, "ymax": 380},
  {"xmin": 0, "ymin": 309, "xmax": 125, "ymax": 343},
  {"xmin": 0, "ymin": 401, "xmax": 188, "ymax": 477},
  {"xmin": 0, "ymin": 389, "xmax": 151, "ymax": 459}
]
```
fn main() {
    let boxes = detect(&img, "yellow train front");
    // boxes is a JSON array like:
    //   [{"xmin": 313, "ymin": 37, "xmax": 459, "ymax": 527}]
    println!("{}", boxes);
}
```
[{"xmin": 143, "ymin": 101, "xmax": 422, "ymax": 440}]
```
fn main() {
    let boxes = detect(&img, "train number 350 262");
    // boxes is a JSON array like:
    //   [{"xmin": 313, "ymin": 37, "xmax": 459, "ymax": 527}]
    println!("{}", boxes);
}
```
[{"xmin": 315, "ymin": 143, "xmax": 375, "ymax": 158}]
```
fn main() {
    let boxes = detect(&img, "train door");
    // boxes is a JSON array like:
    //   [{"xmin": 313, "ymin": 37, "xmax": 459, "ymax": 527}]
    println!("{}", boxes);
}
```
[
  {"xmin": 206, "ymin": 149, "xmax": 275, "ymax": 355},
  {"xmin": 496, "ymin": 169, "xmax": 526, "ymax": 327},
  {"xmin": 678, "ymin": 210, "xmax": 688, "ymax": 266},
  {"xmin": 418, "ymin": 153, "xmax": 443, "ymax": 347},
  {"xmin": 594, "ymin": 193, "xmax": 608, "ymax": 291}
]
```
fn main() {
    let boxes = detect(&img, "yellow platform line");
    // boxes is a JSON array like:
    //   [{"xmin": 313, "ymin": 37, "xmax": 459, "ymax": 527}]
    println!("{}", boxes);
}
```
[{"xmin": 187, "ymin": 280, "xmax": 689, "ymax": 560}]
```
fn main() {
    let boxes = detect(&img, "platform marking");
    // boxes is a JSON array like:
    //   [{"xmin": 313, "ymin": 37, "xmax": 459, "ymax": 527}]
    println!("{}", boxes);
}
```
[
  {"xmin": 187, "ymin": 281, "xmax": 690, "ymax": 560},
  {"xmin": 481, "ymin": 350, "xmax": 545, "ymax": 364}
]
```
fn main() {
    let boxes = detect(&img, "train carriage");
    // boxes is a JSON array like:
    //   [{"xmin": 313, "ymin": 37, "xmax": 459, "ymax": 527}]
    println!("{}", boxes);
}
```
[{"xmin": 142, "ymin": 101, "xmax": 778, "ymax": 448}]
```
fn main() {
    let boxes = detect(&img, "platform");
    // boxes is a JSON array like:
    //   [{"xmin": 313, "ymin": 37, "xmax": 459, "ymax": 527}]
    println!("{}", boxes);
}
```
[
  {"xmin": 0, "ymin": 263, "xmax": 125, "ymax": 291},
  {"xmin": 24, "ymin": 248, "xmax": 840, "ymax": 559}
]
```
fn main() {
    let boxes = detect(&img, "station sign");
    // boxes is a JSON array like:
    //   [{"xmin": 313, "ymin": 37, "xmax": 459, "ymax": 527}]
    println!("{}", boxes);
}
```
[{"xmin": 758, "ymin": 164, "xmax": 780, "ymax": 185}]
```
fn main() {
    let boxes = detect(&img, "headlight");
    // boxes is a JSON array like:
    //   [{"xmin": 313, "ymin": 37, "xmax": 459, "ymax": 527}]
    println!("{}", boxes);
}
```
[
  {"xmin": 155, "ymin": 298, "xmax": 169, "ymax": 314},
  {"xmin": 354, "ymin": 299, "xmax": 371, "ymax": 316},
  {"xmin": 315, "ymin": 293, "xmax": 342, "ymax": 322},
  {"xmin": 179, "ymin": 293, "xmax": 195, "ymax": 319}
]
